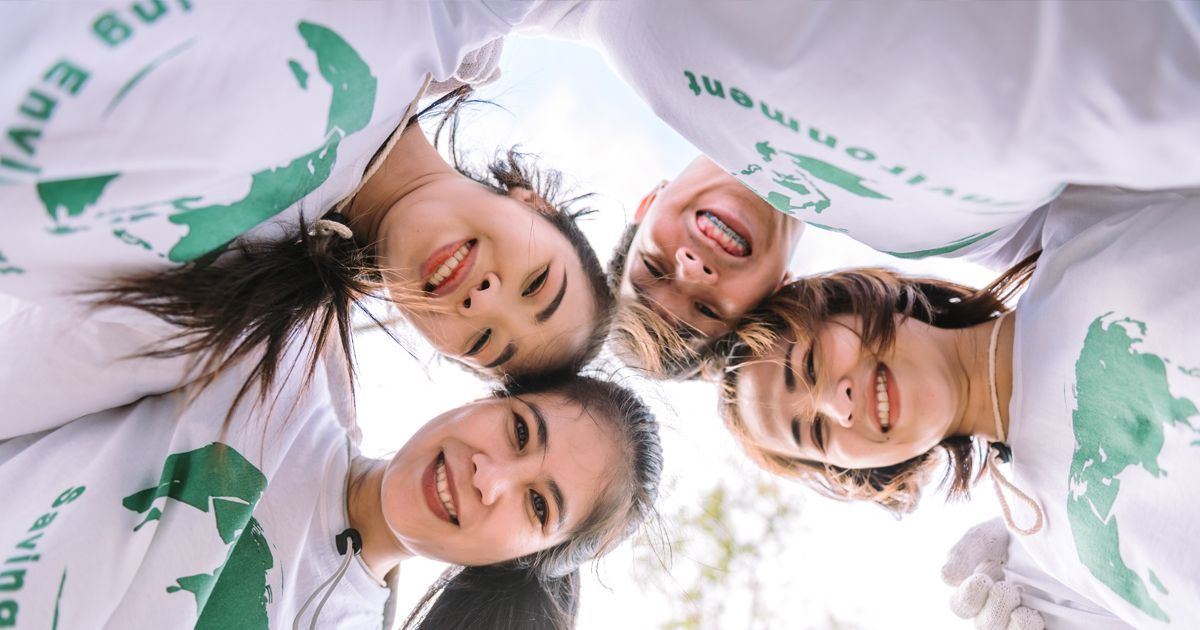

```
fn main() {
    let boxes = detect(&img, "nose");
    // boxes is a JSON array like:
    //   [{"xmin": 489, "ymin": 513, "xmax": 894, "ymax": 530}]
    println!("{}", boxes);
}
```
[
  {"xmin": 674, "ymin": 247, "xmax": 717, "ymax": 285},
  {"xmin": 825, "ymin": 375, "xmax": 856, "ymax": 428},
  {"xmin": 457, "ymin": 272, "xmax": 501, "ymax": 317},
  {"xmin": 471, "ymin": 451, "xmax": 517, "ymax": 506}
]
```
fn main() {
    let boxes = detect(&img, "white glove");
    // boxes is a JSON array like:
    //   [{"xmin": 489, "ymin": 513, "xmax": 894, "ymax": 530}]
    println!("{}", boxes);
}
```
[{"xmin": 942, "ymin": 518, "xmax": 1045, "ymax": 630}]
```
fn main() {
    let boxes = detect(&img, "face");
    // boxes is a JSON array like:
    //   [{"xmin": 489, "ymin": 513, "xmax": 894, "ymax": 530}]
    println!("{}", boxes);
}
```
[
  {"xmin": 380, "ymin": 180, "xmax": 596, "ymax": 376},
  {"xmin": 379, "ymin": 392, "xmax": 621, "ymax": 566},
  {"xmin": 734, "ymin": 315, "xmax": 962, "ymax": 470},
  {"xmin": 620, "ymin": 156, "xmax": 804, "ymax": 340}
]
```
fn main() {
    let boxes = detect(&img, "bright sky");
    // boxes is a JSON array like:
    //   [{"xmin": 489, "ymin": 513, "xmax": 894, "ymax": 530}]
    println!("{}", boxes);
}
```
[{"xmin": 357, "ymin": 37, "xmax": 1005, "ymax": 629}]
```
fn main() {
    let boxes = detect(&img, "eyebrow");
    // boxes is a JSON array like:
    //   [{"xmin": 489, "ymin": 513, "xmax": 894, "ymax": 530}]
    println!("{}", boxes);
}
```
[
  {"xmin": 535, "ymin": 270, "xmax": 569, "ymax": 324},
  {"xmin": 783, "ymin": 339, "xmax": 797, "ymax": 393},
  {"xmin": 528, "ymin": 401, "xmax": 568, "ymax": 529},
  {"xmin": 484, "ymin": 343, "xmax": 518, "ymax": 369}
]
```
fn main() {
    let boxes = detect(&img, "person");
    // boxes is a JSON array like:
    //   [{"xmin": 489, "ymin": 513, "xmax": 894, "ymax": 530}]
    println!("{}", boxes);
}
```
[
  {"xmin": 716, "ymin": 186, "xmax": 1200, "ymax": 627},
  {"xmin": 0, "ymin": 319, "xmax": 663, "ymax": 629},
  {"xmin": 0, "ymin": 2, "xmax": 613, "ymax": 398},
  {"xmin": 606, "ymin": 155, "xmax": 803, "ymax": 378},
  {"xmin": 516, "ymin": 0, "xmax": 1200, "ymax": 258}
]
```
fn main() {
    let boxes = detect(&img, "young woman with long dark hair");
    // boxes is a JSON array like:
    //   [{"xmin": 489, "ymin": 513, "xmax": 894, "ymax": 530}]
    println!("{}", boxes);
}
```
[{"xmin": 0, "ymin": 319, "xmax": 662, "ymax": 629}]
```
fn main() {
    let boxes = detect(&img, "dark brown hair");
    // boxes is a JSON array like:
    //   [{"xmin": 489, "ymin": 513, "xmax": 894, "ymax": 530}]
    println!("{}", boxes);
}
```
[
  {"xmin": 717, "ymin": 254, "xmax": 1038, "ymax": 515},
  {"xmin": 402, "ymin": 375, "xmax": 663, "ymax": 630}
]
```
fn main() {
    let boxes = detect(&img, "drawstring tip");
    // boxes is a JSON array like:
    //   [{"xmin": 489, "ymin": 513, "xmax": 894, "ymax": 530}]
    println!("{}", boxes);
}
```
[{"xmin": 336, "ymin": 528, "xmax": 363, "ymax": 556}]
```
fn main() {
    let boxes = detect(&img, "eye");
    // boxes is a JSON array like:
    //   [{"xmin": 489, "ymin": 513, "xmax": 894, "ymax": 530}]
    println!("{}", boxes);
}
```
[
  {"xmin": 522, "ymin": 266, "xmax": 550, "ymax": 297},
  {"xmin": 804, "ymin": 342, "xmax": 817, "ymax": 385},
  {"xmin": 466, "ymin": 329, "xmax": 492, "ymax": 357},
  {"xmin": 530, "ymin": 489, "xmax": 549, "ymax": 526},
  {"xmin": 513, "ymin": 413, "xmax": 530, "ymax": 449},
  {"xmin": 810, "ymin": 415, "xmax": 826, "ymax": 453},
  {"xmin": 695, "ymin": 302, "xmax": 721, "ymax": 321},
  {"xmin": 643, "ymin": 257, "xmax": 665, "ymax": 279}
]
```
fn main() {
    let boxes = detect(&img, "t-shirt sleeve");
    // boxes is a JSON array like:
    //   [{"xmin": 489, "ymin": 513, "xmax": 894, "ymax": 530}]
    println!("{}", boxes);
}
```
[
  {"xmin": 0, "ymin": 301, "xmax": 199, "ymax": 439},
  {"xmin": 1006, "ymin": 537, "xmax": 1136, "ymax": 630}
]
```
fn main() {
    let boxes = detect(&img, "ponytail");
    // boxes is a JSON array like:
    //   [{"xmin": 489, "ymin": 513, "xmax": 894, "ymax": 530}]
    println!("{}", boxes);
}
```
[
  {"xmin": 93, "ymin": 213, "xmax": 393, "ymax": 416},
  {"xmin": 402, "ymin": 565, "xmax": 579, "ymax": 630}
]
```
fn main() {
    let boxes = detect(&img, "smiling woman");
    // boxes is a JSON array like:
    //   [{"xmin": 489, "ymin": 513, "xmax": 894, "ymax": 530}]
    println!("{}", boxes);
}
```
[
  {"xmin": 0, "ymin": 322, "xmax": 663, "ymax": 630},
  {"xmin": 85, "ymin": 91, "xmax": 614, "ymax": 425}
]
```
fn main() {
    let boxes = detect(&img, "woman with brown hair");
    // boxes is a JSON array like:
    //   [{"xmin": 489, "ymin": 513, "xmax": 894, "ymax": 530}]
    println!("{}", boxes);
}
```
[{"xmin": 716, "ymin": 187, "xmax": 1200, "ymax": 628}]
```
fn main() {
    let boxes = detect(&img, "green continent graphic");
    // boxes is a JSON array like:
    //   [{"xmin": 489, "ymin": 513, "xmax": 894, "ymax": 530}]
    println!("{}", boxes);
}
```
[
  {"xmin": 884, "ymin": 230, "xmax": 998, "ymax": 259},
  {"xmin": 124, "ymin": 443, "xmax": 274, "ymax": 628},
  {"xmin": 36, "ymin": 174, "xmax": 120, "ymax": 222},
  {"xmin": 1068, "ymin": 315, "xmax": 1200, "ymax": 622},
  {"xmin": 167, "ymin": 518, "xmax": 273, "ymax": 630},
  {"xmin": 167, "ymin": 21, "xmax": 377, "ymax": 262}
]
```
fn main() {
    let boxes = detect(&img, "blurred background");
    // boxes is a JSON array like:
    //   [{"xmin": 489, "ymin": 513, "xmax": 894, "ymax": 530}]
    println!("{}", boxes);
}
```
[{"xmin": 357, "ymin": 36, "xmax": 1005, "ymax": 630}]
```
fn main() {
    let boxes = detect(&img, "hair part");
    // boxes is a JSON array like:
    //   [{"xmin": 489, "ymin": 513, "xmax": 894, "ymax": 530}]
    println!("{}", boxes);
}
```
[
  {"xmin": 717, "ymin": 254, "xmax": 1039, "ymax": 515},
  {"xmin": 402, "ymin": 375, "xmax": 663, "ymax": 630}
]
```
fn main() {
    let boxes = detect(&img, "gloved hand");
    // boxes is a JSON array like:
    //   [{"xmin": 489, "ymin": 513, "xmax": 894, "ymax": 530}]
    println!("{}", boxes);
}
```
[{"xmin": 942, "ymin": 518, "xmax": 1045, "ymax": 630}]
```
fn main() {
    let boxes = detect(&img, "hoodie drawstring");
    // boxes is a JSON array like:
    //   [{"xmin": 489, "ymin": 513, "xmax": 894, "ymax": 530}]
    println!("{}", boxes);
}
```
[
  {"xmin": 986, "ymin": 311, "xmax": 1044, "ymax": 537},
  {"xmin": 294, "ymin": 528, "xmax": 363, "ymax": 630}
]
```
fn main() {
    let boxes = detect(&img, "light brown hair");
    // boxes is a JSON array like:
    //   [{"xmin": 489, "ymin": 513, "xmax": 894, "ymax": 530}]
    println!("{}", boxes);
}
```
[{"xmin": 717, "ymin": 255, "xmax": 1037, "ymax": 515}]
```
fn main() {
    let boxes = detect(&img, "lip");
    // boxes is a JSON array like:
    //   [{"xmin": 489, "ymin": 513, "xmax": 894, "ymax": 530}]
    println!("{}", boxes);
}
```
[
  {"xmin": 421, "ymin": 452, "xmax": 459, "ymax": 525},
  {"xmin": 421, "ymin": 239, "xmax": 477, "ymax": 297},
  {"xmin": 870, "ymin": 362, "xmax": 902, "ymax": 435},
  {"xmin": 694, "ymin": 208, "xmax": 754, "ymax": 258}
]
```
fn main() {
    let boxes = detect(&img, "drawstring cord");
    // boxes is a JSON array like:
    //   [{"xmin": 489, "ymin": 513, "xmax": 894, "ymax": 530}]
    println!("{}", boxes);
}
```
[
  {"xmin": 985, "ymin": 311, "xmax": 1044, "ymax": 536},
  {"xmin": 293, "ymin": 528, "xmax": 363, "ymax": 630}
]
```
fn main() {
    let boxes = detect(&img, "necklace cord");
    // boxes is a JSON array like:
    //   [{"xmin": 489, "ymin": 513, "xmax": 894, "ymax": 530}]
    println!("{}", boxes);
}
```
[{"xmin": 985, "ymin": 311, "xmax": 1044, "ymax": 536}]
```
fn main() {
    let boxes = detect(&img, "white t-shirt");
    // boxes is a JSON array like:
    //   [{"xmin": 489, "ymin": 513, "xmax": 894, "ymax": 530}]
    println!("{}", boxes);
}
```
[
  {"xmin": 1006, "ymin": 190, "xmax": 1200, "ymax": 627},
  {"xmin": 0, "ymin": 0, "xmax": 532, "ymax": 303},
  {"xmin": 0, "ymin": 338, "xmax": 394, "ymax": 628},
  {"xmin": 516, "ymin": 1, "xmax": 1200, "ymax": 259}
]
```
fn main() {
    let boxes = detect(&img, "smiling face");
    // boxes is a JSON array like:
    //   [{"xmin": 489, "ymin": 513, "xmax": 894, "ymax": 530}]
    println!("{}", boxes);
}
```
[
  {"xmin": 619, "ymin": 156, "xmax": 803, "ymax": 340},
  {"xmin": 733, "ymin": 314, "xmax": 964, "ymax": 470},
  {"xmin": 379, "ymin": 181, "xmax": 597, "ymax": 376},
  {"xmin": 378, "ymin": 392, "xmax": 621, "ymax": 566}
]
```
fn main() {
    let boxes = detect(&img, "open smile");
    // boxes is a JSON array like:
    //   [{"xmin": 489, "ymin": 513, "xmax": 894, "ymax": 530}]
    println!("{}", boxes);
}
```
[
  {"xmin": 872, "ymin": 363, "xmax": 901, "ymax": 435},
  {"xmin": 422, "ymin": 452, "xmax": 460, "ymax": 526},
  {"xmin": 696, "ymin": 210, "xmax": 752, "ymax": 257},
  {"xmin": 422, "ymin": 239, "xmax": 477, "ymax": 296}
]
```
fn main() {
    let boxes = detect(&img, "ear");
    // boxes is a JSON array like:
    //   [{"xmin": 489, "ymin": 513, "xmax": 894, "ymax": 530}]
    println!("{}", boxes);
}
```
[
  {"xmin": 775, "ymin": 271, "xmax": 793, "ymax": 292},
  {"xmin": 508, "ymin": 187, "xmax": 556, "ymax": 215},
  {"xmin": 634, "ymin": 180, "xmax": 668, "ymax": 223}
]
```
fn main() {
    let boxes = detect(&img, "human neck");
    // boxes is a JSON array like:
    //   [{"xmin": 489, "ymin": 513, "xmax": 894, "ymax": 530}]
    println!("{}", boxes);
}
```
[
  {"xmin": 946, "ymin": 312, "xmax": 1016, "ymax": 443},
  {"xmin": 342, "ymin": 123, "xmax": 453, "ymax": 244},
  {"xmin": 347, "ymin": 456, "xmax": 413, "ymax": 580}
]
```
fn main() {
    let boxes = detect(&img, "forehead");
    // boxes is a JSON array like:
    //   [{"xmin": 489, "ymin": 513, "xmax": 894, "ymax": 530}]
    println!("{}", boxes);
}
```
[
  {"xmin": 734, "ymin": 347, "xmax": 799, "ymax": 457},
  {"xmin": 527, "ymin": 393, "xmax": 623, "ymax": 528}
]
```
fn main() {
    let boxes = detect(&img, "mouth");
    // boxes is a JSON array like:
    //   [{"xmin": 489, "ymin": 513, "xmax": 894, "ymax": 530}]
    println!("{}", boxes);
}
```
[
  {"xmin": 422, "ymin": 452, "xmax": 460, "ymax": 526},
  {"xmin": 422, "ymin": 239, "xmax": 477, "ymax": 296},
  {"xmin": 873, "ymin": 363, "xmax": 900, "ymax": 435},
  {"xmin": 696, "ymin": 210, "xmax": 752, "ymax": 257}
]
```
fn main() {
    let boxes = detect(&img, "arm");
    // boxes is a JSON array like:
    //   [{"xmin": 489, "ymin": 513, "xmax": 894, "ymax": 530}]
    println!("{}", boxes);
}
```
[{"xmin": 0, "ymin": 299, "xmax": 201, "ymax": 440}]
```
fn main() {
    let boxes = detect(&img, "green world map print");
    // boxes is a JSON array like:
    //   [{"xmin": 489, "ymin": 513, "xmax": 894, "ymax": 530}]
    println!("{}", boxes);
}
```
[
  {"xmin": 1068, "ymin": 315, "xmax": 1200, "ymax": 623},
  {"xmin": 123, "ymin": 443, "xmax": 274, "ymax": 629},
  {"xmin": 34, "ymin": 20, "xmax": 377, "ymax": 264}
]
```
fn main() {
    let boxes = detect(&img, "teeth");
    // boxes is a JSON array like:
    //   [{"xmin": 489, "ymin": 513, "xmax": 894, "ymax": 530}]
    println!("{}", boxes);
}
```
[
  {"xmin": 435, "ymin": 456, "xmax": 458, "ymax": 520},
  {"xmin": 428, "ymin": 243, "xmax": 472, "ymax": 289},
  {"xmin": 876, "ymin": 368, "xmax": 890, "ymax": 431},
  {"xmin": 700, "ymin": 211, "xmax": 749, "ymax": 253}
]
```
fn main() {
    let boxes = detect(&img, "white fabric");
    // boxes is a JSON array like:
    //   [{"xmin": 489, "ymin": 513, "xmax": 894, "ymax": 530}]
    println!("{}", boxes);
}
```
[
  {"xmin": 1006, "ymin": 189, "xmax": 1200, "ymax": 628},
  {"xmin": 515, "ymin": 0, "xmax": 1200, "ymax": 260},
  {"xmin": 0, "ymin": 0, "xmax": 532, "ymax": 303},
  {"xmin": 0, "ymin": 335, "xmax": 392, "ymax": 628}
]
